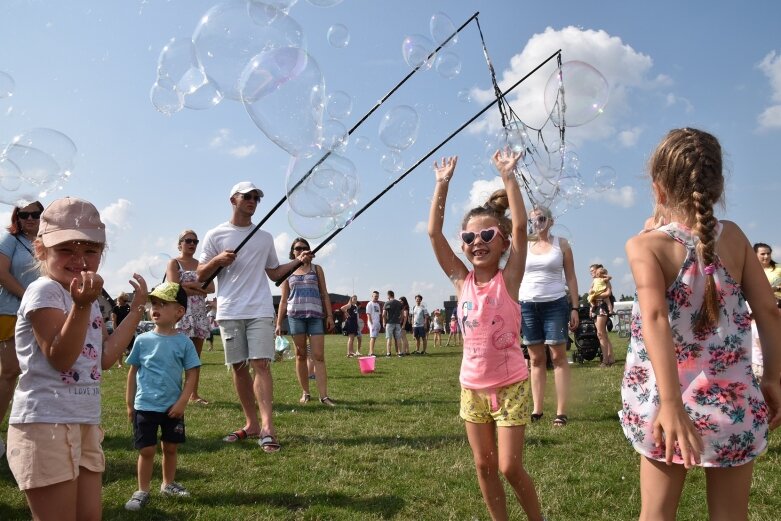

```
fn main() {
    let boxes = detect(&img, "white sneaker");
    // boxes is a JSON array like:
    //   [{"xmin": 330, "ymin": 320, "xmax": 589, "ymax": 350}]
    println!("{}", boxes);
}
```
[{"xmin": 161, "ymin": 481, "xmax": 190, "ymax": 497}]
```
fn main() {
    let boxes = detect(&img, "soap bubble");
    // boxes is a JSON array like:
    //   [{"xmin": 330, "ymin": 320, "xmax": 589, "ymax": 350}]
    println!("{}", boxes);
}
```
[
  {"xmin": 286, "ymin": 152, "xmax": 358, "ymax": 218},
  {"xmin": 353, "ymin": 135, "xmax": 370, "ymax": 151},
  {"xmin": 594, "ymin": 165, "xmax": 617, "ymax": 191},
  {"xmin": 401, "ymin": 34, "xmax": 435, "ymax": 70},
  {"xmin": 429, "ymin": 12, "xmax": 457, "ymax": 46},
  {"xmin": 265, "ymin": 0, "xmax": 298, "ymax": 12},
  {"xmin": 327, "ymin": 23, "xmax": 350, "ymax": 48},
  {"xmin": 380, "ymin": 150, "xmax": 404, "ymax": 174},
  {"xmin": 241, "ymin": 47, "xmax": 325, "ymax": 156},
  {"xmin": 193, "ymin": 0, "xmax": 305, "ymax": 101},
  {"xmin": 494, "ymin": 122, "xmax": 529, "ymax": 155},
  {"xmin": 544, "ymin": 61, "xmax": 609, "ymax": 127},
  {"xmin": 435, "ymin": 51, "xmax": 461, "ymax": 79},
  {"xmin": 288, "ymin": 209, "xmax": 336, "ymax": 239},
  {"xmin": 326, "ymin": 90, "xmax": 353, "ymax": 119},
  {"xmin": 457, "ymin": 89, "xmax": 471, "ymax": 103},
  {"xmin": 148, "ymin": 253, "xmax": 171, "ymax": 282},
  {"xmin": 378, "ymin": 105, "xmax": 419, "ymax": 151},
  {"xmin": 320, "ymin": 119, "xmax": 349, "ymax": 151},
  {"xmin": 0, "ymin": 71, "xmax": 15, "ymax": 99}
]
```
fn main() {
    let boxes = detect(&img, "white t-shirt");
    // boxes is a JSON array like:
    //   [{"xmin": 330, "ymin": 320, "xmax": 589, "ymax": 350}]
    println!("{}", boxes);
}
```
[
  {"xmin": 199, "ymin": 222, "xmax": 280, "ymax": 320},
  {"xmin": 366, "ymin": 301, "xmax": 381, "ymax": 326},
  {"xmin": 412, "ymin": 304, "xmax": 428, "ymax": 327},
  {"xmin": 11, "ymin": 277, "xmax": 104, "ymax": 425}
]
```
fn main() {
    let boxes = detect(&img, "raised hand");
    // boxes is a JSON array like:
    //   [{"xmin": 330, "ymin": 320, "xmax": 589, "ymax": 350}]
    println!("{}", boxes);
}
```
[
  {"xmin": 433, "ymin": 156, "xmax": 458, "ymax": 183},
  {"xmin": 491, "ymin": 148, "xmax": 523, "ymax": 179},
  {"xmin": 69, "ymin": 271, "xmax": 104, "ymax": 308},
  {"xmin": 128, "ymin": 273, "xmax": 148, "ymax": 311}
]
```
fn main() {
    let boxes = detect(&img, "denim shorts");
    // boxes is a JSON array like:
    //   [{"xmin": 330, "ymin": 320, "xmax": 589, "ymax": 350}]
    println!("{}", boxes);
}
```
[
  {"xmin": 287, "ymin": 316, "xmax": 325, "ymax": 336},
  {"xmin": 520, "ymin": 296, "xmax": 570, "ymax": 346}
]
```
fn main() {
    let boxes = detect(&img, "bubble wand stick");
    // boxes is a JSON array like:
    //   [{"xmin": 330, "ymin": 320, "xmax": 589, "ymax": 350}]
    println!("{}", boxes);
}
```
[
  {"xmin": 275, "ymin": 48, "xmax": 563, "ymax": 286},
  {"xmin": 202, "ymin": 11, "xmax": 480, "ymax": 289}
]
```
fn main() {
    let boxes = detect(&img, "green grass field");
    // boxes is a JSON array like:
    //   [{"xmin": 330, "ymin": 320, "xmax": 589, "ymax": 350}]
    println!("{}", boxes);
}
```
[{"xmin": 1, "ymin": 333, "xmax": 780, "ymax": 520}]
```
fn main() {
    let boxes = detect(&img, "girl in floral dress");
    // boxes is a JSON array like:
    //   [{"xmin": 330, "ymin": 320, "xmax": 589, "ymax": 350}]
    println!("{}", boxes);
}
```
[{"xmin": 621, "ymin": 128, "xmax": 781, "ymax": 520}]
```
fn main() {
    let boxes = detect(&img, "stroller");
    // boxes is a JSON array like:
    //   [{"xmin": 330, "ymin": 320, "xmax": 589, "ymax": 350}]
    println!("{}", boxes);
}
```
[{"xmin": 571, "ymin": 306, "xmax": 602, "ymax": 364}]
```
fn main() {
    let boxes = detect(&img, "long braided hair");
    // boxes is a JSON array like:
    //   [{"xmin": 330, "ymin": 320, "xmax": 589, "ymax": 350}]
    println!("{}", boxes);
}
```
[{"xmin": 650, "ymin": 128, "xmax": 724, "ymax": 333}]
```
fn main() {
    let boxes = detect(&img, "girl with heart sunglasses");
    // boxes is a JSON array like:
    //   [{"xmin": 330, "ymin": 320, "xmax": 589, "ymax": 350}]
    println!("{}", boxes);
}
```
[{"xmin": 428, "ymin": 149, "xmax": 543, "ymax": 521}]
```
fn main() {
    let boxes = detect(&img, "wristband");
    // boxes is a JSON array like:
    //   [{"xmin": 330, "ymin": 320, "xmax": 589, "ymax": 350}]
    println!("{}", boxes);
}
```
[{"xmin": 571, "ymin": 307, "xmax": 579, "ymax": 311}]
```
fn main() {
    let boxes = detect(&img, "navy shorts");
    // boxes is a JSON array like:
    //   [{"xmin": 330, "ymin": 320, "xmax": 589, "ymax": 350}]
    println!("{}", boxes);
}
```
[
  {"xmin": 521, "ymin": 296, "xmax": 570, "ymax": 346},
  {"xmin": 288, "ymin": 316, "xmax": 325, "ymax": 336},
  {"xmin": 133, "ymin": 410, "xmax": 186, "ymax": 449},
  {"xmin": 413, "ymin": 326, "xmax": 427, "ymax": 339}
]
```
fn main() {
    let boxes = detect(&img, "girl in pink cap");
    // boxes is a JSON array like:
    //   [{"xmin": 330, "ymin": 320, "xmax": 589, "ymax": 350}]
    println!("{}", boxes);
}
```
[{"xmin": 6, "ymin": 197, "xmax": 148, "ymax": 520}]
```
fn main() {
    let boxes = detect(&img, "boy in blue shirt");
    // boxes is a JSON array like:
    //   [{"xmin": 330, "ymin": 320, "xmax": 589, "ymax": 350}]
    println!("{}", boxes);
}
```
[{"xmin": 124, "ymin": 282, "xmax": 201, "ymax": 511}]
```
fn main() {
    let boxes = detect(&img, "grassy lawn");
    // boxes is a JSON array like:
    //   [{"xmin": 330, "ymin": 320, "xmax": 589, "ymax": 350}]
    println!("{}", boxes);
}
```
[{"xmin": 1, "ymin": 333, "xmax": 780, "ymax": 520}]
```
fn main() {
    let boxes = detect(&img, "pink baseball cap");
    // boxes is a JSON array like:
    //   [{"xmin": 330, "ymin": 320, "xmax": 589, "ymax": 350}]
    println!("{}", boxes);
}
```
[{"xmin": 37, "ymin": 197, "xmax": 106, "ymax": 247}]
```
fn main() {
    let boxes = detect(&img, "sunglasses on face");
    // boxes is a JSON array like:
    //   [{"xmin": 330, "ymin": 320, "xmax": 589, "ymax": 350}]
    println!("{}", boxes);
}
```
[
  {"xmin": 239, "ymin": 193, "xmax": 262, "ymax": 201},
  {"xmin": 181, "ymin": 238, "xmax": 199, "ymax": 245},
  {"xmin": 293, "ymin": 245, "xmax": 309, "ymax": 252},
  {"xmin": 528, "ymin": 215, "xmax": 547, "ymax": 225},
  {"xmin": 460, "ymin": 226, "xmax": 504, "ymax": 245},
  {"xmin": 18, "ymin": 211, "xmax": 42, "ymax": 220}
]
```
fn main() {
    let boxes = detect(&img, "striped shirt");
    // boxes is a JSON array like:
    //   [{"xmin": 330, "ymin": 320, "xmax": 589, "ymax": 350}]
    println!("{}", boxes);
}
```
[{"xmin": 287, "ymin": 267, "xmax": 324, "ymax": 319}]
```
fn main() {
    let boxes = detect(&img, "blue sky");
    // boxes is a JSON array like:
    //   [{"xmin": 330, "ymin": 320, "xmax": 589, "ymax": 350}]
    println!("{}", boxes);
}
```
[{"xmin": 1, "ymin": 0, "xmax": 780, "ymax": 309}]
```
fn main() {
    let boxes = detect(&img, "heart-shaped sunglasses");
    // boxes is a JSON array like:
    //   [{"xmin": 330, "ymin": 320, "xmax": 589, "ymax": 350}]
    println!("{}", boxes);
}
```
[{"xmin": 460, "ymin": 226, "xmax": 504, "ymax": 245}]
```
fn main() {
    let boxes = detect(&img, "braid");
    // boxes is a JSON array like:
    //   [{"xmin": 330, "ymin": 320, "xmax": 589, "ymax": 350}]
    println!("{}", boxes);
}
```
[{"xmin": 689, "ymin": 137, "xmax": 721, "ymax": 333}]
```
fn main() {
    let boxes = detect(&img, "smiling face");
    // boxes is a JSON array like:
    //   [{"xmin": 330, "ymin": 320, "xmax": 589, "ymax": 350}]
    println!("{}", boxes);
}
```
[
  {"xmin": 40, "ymin": 240, "xmax": 104, "ymax": 287},
  {"xmin": 16, "ymin": 202, "xmax": 42, "ymax": 238},
  {"xmin": 528, "ymin": 208, "xmax": 550, "ymax": 234},
  {"xmin": 757, "ymin": 246, "xmax": 772, "ymax": 268},
  {"xmin": 461, "ymin": 215, "xmax": 508, "ymax": 268}
]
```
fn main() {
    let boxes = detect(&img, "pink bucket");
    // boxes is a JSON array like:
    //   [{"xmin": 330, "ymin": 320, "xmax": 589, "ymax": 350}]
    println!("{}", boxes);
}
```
[{"xmin": 357, "ymin": 356, "xmax": 376, "ymax": 374}]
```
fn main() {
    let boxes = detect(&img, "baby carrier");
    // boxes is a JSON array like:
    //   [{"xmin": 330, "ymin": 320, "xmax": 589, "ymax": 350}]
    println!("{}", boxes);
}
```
[{"xmin": 571, "ymin": 306, "xmax": 602, "ymax": 363}]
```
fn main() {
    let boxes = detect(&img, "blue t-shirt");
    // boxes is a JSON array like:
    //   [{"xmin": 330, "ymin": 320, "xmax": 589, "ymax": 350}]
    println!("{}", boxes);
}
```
[
  {"xmin": 126, "ymin": 331, "xmax": 201, "ymax": 412},
  {"xmin": 0, "ymin": 232, "xmax": 38, "ymax": 315}
]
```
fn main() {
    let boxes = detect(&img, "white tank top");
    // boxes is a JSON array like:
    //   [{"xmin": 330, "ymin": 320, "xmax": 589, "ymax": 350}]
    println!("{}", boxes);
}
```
[{"xmin": 518, "ymin": 236, "xmax": 566, "ymax": 302}]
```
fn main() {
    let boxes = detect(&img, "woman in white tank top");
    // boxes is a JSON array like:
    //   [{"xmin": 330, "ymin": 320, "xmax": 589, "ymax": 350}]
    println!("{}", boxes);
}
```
[{"xmin": 518, "ymin": 206, "xmax": 580, "ymax": 426}]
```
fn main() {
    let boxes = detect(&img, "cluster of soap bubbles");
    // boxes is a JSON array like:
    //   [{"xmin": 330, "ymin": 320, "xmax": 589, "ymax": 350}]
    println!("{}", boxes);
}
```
[
  {"xmin": 401, "ymin": 12, "xmax": 462, "ymax": 80},
  {"xmin": 479, "ymin": 60, "xmax": 614, "ymax": 218},
  {"xmin": 0, "ymin": 128, "xmax": 77, "ymax": 207}
]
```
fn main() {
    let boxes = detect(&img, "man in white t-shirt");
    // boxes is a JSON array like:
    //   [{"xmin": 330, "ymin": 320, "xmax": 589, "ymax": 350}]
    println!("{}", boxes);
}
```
[
  {"xmin": 365, "ymin": 290, "xmax": 382, "ymax": 356},
  {"xmin": 411, "ymin": 294, "xmax": 430, "ymax": 354},
  {"xmin": 197, "ymin": 181, "xmax": 311, "ymax": 452}
]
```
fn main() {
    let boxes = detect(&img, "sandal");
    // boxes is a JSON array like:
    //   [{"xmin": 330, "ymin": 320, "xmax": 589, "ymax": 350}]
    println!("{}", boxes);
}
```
[
  {"xmin": 530, "ymin": 412, "xmax": 544, "ymax": 422},
  {"xmin": 222, "ymin": 428, "xmax": 260, "ymax": 443},
  {"xmin": 299, "ymin": 393, "xmax": 311, "ymax": 404},
  {"xmin": 259, "ymin": 435, "xmax": 281, "ymax": 453},
  {"xmin": 553, "ymin": 414, "xmax": 568, "ymax": 427},
  {"xmin": 320, "ymin": 396, "xmax": 336, "ymax": 407}
]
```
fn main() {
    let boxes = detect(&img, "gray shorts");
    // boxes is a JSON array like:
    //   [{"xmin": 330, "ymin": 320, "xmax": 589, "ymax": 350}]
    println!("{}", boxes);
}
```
[
  {"xmin": 385, "ymin": 323, "xmax": 402, "ymax": 340},
  {"xmin": 219, "ymin": 318, "xmax": 275, "ymax": 365}
]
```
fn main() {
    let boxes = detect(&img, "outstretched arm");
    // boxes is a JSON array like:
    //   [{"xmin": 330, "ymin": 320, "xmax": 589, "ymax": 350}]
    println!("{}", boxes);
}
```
[
  {"xmin": 428, "ymin": 156, "xmax": 468, "ymax": 293},
  {"xmin": 492, "ymin": 149, "xmax": 527, "ymax": 296}
]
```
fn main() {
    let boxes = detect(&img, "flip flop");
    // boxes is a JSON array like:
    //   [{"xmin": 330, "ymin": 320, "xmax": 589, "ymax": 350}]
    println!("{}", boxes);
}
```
[
  {"xmin": 259, "ymin": 435, "xmax": 281, "ymax": 453},
  {"xmin": 222, "ymin": 428, "xmax": 260, "ymax": 443}
]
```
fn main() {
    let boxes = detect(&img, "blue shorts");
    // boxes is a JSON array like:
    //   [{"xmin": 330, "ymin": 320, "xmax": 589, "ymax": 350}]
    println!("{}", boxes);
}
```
[
  {"xmin": 521, "ymin": 296, "xmax": 570, "ymax": 346},
  {"xmin": 288, "ymin": 316, "xmax": 325, "ymax": 336},
  {"xmin": 413, "ymin": 326, "xmax": 427, "ymax": 339}
]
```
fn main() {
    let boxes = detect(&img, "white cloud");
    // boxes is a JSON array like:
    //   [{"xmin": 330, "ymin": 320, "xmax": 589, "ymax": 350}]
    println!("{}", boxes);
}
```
[
  {"xmin": 618, "ymin": 127, "xmax": 642, "ymax": 147},
  {"xmin": 586, "ymin": 185, "xmax": 636, "ymax": 208},
  {"xmin": 466, "ymin": 178, "xmax": 504, "ymax": 211},
  {"xmin": 317, "ymin": 243, "xmax": 336, "ymax": 258},
  {"xmin": 664, "ymin": 93, "xmax": 694, "ymax": 113},
  {"xmin": 471, "ymin": 26, "xmax": 659, "ymax": 143},
  {"xmin": 228, "ymin": 145, "xmax": 257, "ymax": 158},
  {"xmin": 757, "ymin": 50, "xmax": 781, "ymax": 131},
  {"xmin": 209, "ymin": 128, "xmax": 231, "ymax": 149},
  {"xmin": 101, "ymin": 199, "xmax": 132, "ymax": 231},
  {"xmin": 414, "ymin": 220, "xmax": 427, "ymax": 233},
  {"xmin": 274, "ymin": 232, "xmax": 292, "ymax": 254},
  {"xmin": 611, "ymin": 256, "xmax": 625, "ymax": 266},
  {"xmin": 209, "ymin": 128, "xmax": 257, "ymax": 157}
]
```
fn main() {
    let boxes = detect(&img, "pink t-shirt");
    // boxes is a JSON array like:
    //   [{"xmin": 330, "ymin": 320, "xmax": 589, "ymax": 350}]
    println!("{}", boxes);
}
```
[{"xmin": 457, "ymin": 270, "xmax": 528, "ymax": 390}]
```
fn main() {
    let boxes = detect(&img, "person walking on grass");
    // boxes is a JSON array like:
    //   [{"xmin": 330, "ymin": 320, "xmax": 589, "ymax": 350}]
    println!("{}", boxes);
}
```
[
  {"xmin": 621, "ymin": 128, "xmax": 781, "ymax": 521},
  {"xmin": 445, "ymin": 308, "xmax": 461, "ymax": 346},
  {"xmin": 197, "ymin": 181, "xmax": 312, "ymax": 453},
  {"xmin": 411, "ymin": 294, "xmax": 429, "ymax": 354},
  {"xmin": 428, "ymin": 150, "xmax": 543, "ymax": 521},
  {"xmin": 365, "ymin": 290, "xmax": 381, "ymax": 356},
  {"xmin": 124, "ymin": 282, "xmax": 201, "ymax": 511},
  {"xmin": 275, "ymin": 237, "xmax": 336, "ymax": 407},
  {"xmin": 382, "ymin": 290, "xmax": 403, "ymax": 357}
]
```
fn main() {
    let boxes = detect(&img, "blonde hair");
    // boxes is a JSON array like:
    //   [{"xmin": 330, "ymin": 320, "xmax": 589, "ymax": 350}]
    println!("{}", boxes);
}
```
[
  {"xmin": 33, "ymin": 238, "xmax": 106, "ymax": 277},
  {"xmin": 527, "ymin": 205, "xmax": 553, "ymax": 242},
  {"xmin": 650, "ymin": 128, "xmax": 724, "ymax": 333}
]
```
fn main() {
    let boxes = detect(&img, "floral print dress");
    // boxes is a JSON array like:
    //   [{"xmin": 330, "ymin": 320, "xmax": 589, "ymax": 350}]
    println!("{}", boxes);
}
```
[
  {"xmin": 176, "ymin": 262, "xmax": 210, "ymax": 340},
  {"xmin": 619, "ymin": 222, "xmax": 768, "ymax": 467}
]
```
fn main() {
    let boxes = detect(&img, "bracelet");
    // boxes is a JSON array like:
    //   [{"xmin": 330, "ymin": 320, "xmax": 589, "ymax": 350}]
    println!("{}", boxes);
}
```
[{"xmin": 571, "ymin": 307, "xmax": 579, "ymax": 311}]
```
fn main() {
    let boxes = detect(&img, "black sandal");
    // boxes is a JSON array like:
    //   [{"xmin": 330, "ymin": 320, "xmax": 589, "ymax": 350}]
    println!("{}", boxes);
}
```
[
  {"xmin": 530, "ymin": 412, "xmax": 544, "ymax": 422},
  {"xmin": 320, "ymin": 396, "xmax": 336, "ymax": 407},
  {"xmin": 553, "ymin": 414, "xmax": 568, "ymax": 427}
]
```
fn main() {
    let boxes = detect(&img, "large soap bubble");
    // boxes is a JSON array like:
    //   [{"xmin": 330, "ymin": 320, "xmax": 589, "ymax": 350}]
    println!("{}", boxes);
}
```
[
  {"xmin": 0, "ymin": 71, "xmax": 14, "ymax": 99},
  {"xmin": 494, "ymin": 122, "xmax": 529, "ymax": 155},
  {"xmin": 544, "ymin": 61, "xmax": 609, "ymax": 127},
  {"xmin": 241, "ymin": 47, "xmax": 325, "ymax": 156},
  {"xmin": 429, "ymin": 12, "xmax": 457, "ymax": 47},
  {"xmin": 378, "ymin": 105, "xmax": 419, "ymax": 151},
  {"xmin": 150, "ymin": 82, "xmax": 185, "ymax": 115},
  {"xmin": 326, "ymin": 90, "xmax": 352, "ymax": 119},
  {"xmin": 594, "ymin": 165, "xmax": 617, "ymax": 191},
  {"xmin": 0, "ymin": 128, "xmax": 77, "ymax": 206},
  {"xmin": 286, "ymin": 152, "xmax": 358, "ymax": 218},
  {"xmin": 435, "ymin": 51, "xmax": 461, "ymax": 79},
  {"xmin": 288, "ymin": 208, "xmax": 336, "ymax": 239},
  {"xmin": 193, "ymin": 0, "xmax": 305, "ymax": 101},
  {"xmin": 153, "ymin": 37, "xmax": 223, "ymax": 112},
  {"xmin": 401, "ymin": 34, "xmax": 435, "ymax": 70}
]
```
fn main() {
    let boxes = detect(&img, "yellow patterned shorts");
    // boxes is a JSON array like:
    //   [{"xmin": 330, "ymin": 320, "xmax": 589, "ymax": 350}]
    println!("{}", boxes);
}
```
[
  {"xmin": 0, "ymin": 315, "xmax": 17, "ymax": 342},
  {"xmin": 460, "ymin": 379, "xmax": 532, "ymax": 427}
]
